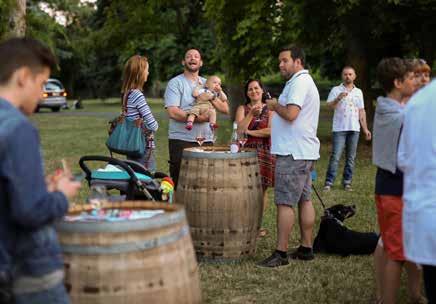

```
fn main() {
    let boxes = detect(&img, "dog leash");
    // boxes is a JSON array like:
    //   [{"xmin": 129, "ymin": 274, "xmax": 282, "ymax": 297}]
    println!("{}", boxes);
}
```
[{"xmin": 311, "ymin": 183, "xmax": 327, "ymax": 211}]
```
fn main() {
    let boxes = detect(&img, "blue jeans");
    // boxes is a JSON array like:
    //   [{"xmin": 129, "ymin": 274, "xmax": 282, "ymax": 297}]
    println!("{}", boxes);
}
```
[{"xmin": 325, "ymin": 131, "xmax": 360, "ymax": 186}]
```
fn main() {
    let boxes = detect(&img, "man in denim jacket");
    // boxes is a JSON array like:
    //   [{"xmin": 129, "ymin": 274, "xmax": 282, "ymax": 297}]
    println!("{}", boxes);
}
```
[{"xmin": 0, "ymin": 38, "xmax": 81, "ymax": 304}]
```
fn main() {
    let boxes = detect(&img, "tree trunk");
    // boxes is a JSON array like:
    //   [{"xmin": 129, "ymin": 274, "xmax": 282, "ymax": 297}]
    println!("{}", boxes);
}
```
[
  {"xmin": 8, "ymin": 0, "xmax": 26, "ymax": 37},
  {"xmin": 346, "ymin": 36, "xmax": 374, "ymax": 127},
  {"xmin": 226, "ymin": 82, "xmax": 245, "ymax": 122}
]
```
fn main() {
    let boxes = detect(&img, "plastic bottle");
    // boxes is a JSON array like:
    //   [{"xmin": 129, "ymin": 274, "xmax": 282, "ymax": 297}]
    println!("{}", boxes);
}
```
[{"xmin": 230, "ymin": 121, "xmax": 239, "ymax": 153}]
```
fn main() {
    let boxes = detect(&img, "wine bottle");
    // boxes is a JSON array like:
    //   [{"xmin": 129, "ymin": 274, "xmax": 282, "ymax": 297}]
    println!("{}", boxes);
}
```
[{"xmin": 230, "ymin": 121, "xmax": 239, "ymax": 153}]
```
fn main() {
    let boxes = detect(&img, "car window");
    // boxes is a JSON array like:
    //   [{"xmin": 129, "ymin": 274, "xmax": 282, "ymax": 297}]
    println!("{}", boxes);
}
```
[{"xmin": 45, "ymin": 81, "xmax": 64, "ymax": 91}]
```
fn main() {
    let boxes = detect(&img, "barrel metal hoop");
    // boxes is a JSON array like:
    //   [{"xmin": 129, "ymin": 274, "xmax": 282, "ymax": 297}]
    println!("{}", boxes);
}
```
[
  {"xmin": 61, "ymin": 225, "xmax": 189, "ymax": 255},
  {"xmin": 182, "ymin": 150, "xmax": 257, "ymax": 159},
  {"xmin": 56, "ymin": 209, "xmax": 186, "ymax": 233}
]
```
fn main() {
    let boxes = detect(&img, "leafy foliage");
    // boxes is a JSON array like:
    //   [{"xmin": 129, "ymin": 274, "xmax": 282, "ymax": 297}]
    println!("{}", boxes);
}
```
[
  {"xmin": 2, "ymin": 0, "xmax": 435, "ymax": 102},
  {"xmin": 78, "ymin": 0, "xmax": 218, "ymax": 98},
  {"xmin": 205, "ymin": 0, "xmax": 282, "ymax": 82},
  {"xmin": 0, "ymin": 0, "xmax": 15, "ymax": 38}
]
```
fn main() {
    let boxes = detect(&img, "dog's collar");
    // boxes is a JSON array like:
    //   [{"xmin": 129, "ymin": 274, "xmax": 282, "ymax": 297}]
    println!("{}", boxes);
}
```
[{"xmin": 322, "ymin": 213, "xmax": 345, "ymax": 226}]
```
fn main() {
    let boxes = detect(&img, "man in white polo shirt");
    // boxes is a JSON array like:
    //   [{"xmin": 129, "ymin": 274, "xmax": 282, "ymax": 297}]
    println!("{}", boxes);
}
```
[
  {"xmin": 323, "ymin": 66, "xmax": 371, "ymax": 192},
  {"xmin": 257, "ymin": 45, "xmax": 320, "ymax": 268}
]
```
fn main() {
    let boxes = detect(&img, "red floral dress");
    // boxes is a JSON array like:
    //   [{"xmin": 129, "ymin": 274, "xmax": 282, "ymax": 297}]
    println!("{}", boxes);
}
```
[{"xmin": 244, "ymin": 104, "xmax": 275, "ymax": 191}]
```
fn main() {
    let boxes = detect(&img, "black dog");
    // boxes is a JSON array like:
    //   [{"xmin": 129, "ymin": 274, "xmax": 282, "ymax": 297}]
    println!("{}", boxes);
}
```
[{"xmin": 313, "ymin": 204, "xmax": 379, "ymax": 256}]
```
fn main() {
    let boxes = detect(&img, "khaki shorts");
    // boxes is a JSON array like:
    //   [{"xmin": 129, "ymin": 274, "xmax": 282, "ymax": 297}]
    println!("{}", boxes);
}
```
[
  {"xmin": 187, "ymin": 101, "xmax": 214, "ymax": 117},
  {"xmin": 274, "ymin": 155, "xmax": 314, "ymax": 207}
]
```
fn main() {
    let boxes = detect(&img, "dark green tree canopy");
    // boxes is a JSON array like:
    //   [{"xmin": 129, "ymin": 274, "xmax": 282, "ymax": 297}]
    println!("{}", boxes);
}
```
[{"xmin": 1, "ymin": 0, "xmax": 434, "ymax": 103}]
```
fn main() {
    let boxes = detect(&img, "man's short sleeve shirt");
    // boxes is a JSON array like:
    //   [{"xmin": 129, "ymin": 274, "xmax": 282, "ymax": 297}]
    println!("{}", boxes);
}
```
[
  {"xmin": 164, "ymin": 74, "xmax": 210, "ymax": 142},
  {"xmin": 327, "ymin": 84, "xmax": 364, "ymax": 132},
  {"xmin": 271, "ymin": 69, "xmax": 320, "ymax": 160}
]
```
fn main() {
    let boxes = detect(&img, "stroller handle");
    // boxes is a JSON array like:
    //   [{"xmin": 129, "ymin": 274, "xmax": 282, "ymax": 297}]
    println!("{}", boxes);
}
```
[
  {"xmin": 79, "ymin": 155, "xmax": 140, "ymax": 185},
  {"xmin": 123, "ymin": 160, "xmax": 168, "ymax": 179}
]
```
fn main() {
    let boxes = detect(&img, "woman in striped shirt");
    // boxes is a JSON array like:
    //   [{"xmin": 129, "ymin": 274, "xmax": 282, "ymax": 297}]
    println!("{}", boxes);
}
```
[{"xmin": 121, "ymin": 55, "xmax": 158, "ymax": 171}]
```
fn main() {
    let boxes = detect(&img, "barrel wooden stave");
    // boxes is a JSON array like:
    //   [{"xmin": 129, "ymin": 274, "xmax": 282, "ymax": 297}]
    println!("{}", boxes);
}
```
[
  {"xmin": 178, "ymin": 149, "xmax": 263, "ymax": 261},
  {"xmin": 58, "ymin": 202, "xmax": 201, "ymax": 304}
]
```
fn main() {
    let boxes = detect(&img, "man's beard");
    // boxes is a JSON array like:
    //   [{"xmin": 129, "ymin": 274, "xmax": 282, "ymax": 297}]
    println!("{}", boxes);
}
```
[
  {"xmin": 185, "ymin": 64, "xmax": 200, "ymax": 73},
  {"xmin": 281, "ymin": 70, "xmax": 293, "ymax": 80}
]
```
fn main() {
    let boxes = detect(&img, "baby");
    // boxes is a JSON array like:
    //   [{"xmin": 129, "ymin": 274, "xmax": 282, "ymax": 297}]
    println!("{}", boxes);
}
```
[{"xmin": 186, "ymin": 75, "xmax": 228, "ymax": 130}]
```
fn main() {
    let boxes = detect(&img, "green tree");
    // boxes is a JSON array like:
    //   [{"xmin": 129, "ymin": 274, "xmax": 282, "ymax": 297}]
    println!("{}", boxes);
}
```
[
  {"xmin": 0, "ymin": 0, "xmax": 13, "ymax": 39},
  {"xmin": 79, "ymin": 0, "xmax": 218, "ymax": 98},
  {"xmin": 281, "ymin": 0, "xmax": 436, "ymax": 120},
  {"xmin": 204, "ymin": 0, "xmax": 282, "ymax": 113},
  {"xmin": 24, "ymin": 0, "xmax": 95, "ymax": 97}
]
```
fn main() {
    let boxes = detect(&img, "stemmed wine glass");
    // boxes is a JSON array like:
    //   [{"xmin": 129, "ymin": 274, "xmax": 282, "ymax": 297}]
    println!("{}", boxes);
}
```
[
  {"xmin": 237, "ymin": 131, "xmax": 248, "ymax": 151},
  {"xmin": 196, "ymin": 129, "xmax": 206, "ymax": 147},
  {"xmin": 212, "ymin": 130, "xmax": 218, "ymax": 144},
  {"xmin": 256, "ymin": 92, "xmax": 271, "ymax": 122},
  {"xmin": 211, "ymin": 129, "xmax": 218, "ymax": 151}
]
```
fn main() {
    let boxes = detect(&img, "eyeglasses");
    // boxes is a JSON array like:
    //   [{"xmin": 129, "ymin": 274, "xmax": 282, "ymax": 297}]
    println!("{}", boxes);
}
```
[{"xmin": 419, "ymin": 59, "xmax": 427, "ymax": 64}]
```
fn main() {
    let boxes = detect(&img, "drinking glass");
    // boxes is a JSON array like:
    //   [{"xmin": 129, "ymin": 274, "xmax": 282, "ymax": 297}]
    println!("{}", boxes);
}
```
[
  {"xmin": 237, "ymin": 132, "xmax": 248, "ymax": 151},
  {"xmin": 212, "ymin": 130, "xmax": 218, "ymax": 144},
  {"xmin": 88, "ymin": 185, "xmax": 108, "ymax": 207},
  {"xmin": 196, "ymin": 129, "xmax": 205, "ymax": 147}
]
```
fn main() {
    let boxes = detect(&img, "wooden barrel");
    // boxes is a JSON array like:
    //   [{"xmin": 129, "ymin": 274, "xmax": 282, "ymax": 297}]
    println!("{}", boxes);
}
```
[
  {"xmin": 177, "ymin": 146, "xmax": 263, "ymax": 261},
  {"xmin": 56, "ymin": 201, "xmax": 201, "ymax": 304}
]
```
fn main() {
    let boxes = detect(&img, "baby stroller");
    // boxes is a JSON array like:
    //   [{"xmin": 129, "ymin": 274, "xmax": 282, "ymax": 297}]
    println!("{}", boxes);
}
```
[{"xmin": 79, "ymin": 155, "xmax": 174, "ymax": 202}]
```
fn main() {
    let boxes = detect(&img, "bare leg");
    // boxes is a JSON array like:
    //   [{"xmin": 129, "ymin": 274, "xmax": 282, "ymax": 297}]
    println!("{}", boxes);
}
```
[
  {"xmin": 298, "ymin": 200, "xmax": 315, "ymax": 247},
  {"xmin": 257, "ymin": 190, "xmax": 269, "ymax": 237},
  {"xmin": 187, "ymin": 114, "xmax": 195, "ymax": 123},
  {"xmin": 383, "ymin": 259, "xmax": 403, "ymax": 304},
  {"xmin": 374, "ymin": 243, "xmax": 386, "ymax": 303},
  {"xmin": 185, "ymin": 114, "xmax": 196, "ymax": 130},
  {"xmin": 405, "ymin": 261, "xmax": 423, "ymax": 302},
  {"xmin": 276, "ymin": 205, "xmax": 295, "ymax": 251},
  {"xmin": 263, "ymin": 190, "xmax": 269, "ymax": 212},
  {"xmin": 209, "ymin": 108, "xmax": 216, "ymax": 125}
]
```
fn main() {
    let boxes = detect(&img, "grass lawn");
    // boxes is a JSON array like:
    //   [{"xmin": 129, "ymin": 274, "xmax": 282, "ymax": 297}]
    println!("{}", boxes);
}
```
[{"xmin": 32, "ymin": 98, "xmax": 412, "ymax": 304}]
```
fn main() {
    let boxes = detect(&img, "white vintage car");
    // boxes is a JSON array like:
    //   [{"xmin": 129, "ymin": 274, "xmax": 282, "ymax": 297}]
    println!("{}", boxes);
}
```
[{"xmin": 37, "ymin": 78, "xmax": 68, "ymax": 112}]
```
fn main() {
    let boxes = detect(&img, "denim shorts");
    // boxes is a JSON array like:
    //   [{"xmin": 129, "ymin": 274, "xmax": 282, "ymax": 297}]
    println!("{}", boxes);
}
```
[{"xmin": 274, "ymin": 155, "xmax": 314, "ymax": 207}]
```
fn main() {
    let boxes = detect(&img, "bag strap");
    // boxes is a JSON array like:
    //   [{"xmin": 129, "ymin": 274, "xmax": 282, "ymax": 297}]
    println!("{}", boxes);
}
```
[{"xmin": 121, "ymin": 92, "xmax": 128, "ymax": 115}]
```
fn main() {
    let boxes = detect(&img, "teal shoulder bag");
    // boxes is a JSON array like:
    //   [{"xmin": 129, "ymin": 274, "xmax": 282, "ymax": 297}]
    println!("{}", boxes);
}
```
[{"xmin": 106, "ymin": 93, "xmax": 146, "ymax": 158}]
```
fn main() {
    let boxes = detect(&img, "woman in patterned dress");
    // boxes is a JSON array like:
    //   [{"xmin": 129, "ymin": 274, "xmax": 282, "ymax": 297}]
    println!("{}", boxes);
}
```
[{"xmin": 235, "ymin": 79, "xmax": 275, "ymax": 236}]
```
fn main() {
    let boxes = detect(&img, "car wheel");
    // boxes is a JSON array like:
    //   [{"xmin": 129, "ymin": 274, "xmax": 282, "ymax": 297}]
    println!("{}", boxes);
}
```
[{"xmin": 51, "ymin": 107, "xmax": 61, "ymax": 112}]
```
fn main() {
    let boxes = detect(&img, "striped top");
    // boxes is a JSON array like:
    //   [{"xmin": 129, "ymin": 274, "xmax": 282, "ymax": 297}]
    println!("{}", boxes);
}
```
[{"xmin": 125, "ymin": 89, "xmax": 158, "ymax": 132}]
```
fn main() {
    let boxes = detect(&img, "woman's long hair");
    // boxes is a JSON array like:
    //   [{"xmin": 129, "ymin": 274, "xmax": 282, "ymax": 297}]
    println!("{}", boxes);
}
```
[
  {"xmin": 244, "ymin": 79, "xmax": 266, "ymax": 105},
  {"xmin": 121, "ymin": 55, "xmax": 148, "ymax": 95}
]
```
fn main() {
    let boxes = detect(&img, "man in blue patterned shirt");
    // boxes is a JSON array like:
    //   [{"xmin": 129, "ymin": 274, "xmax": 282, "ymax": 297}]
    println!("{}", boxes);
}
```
[{"xmin": 0, "ymin": 38, "xmax": 81, "ymax": 303}]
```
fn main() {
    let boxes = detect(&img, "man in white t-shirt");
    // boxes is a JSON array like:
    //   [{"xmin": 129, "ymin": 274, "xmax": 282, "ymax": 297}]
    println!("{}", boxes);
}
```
[
  {"xmin": 164, "ymin": 49, "xmax": 229, "ymax": 188},
  {"xmin": 398, "ymin": 80, "xmax": 436, "ymax": 302},
  {"xmin": 257, "ymin": 46, "xmax": 320, "ymax": 268},
  {"xmin": 323, "ymin": 66, "xmax": 371, "ymax": 192}
]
